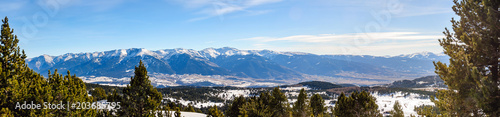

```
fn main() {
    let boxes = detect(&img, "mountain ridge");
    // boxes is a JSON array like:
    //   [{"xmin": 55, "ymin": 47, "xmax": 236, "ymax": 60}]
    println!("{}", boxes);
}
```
[{"xmin": 26, "ymin": 47, "xmax": 449, "ymax": 87}]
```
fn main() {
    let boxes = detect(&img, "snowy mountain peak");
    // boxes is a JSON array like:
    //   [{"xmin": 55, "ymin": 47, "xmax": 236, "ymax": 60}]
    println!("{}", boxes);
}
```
[
  {"xmin": 42, "ymin": 54, "xmax": 54, "ymax": 64},
  {"xmin": 398, "ymin": 51, "xmax": 448, "ymax": 61},
  {"xmin": 136, "ymin": 48, "xmax": 155, "ymax": 56}
]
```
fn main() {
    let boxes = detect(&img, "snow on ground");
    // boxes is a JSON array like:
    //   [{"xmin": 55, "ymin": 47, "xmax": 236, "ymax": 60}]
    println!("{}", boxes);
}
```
[
  {"xmin": 163, "ymin": 97, "xmax": 224, "ymax": 109},
  {"xmin": 280, "ymin": 86, "xmax": 310, "ymax": 91},
  {"xmin": 157, "ymin": 111, "xmax": 207, "ymax": 117},
  {"xmin": 218, "ymin": 89, "xmax": 252, "ymax": 100},
  {"xmin": 372, "ymin": 92, "xmax": 434, "ymax": 116}
]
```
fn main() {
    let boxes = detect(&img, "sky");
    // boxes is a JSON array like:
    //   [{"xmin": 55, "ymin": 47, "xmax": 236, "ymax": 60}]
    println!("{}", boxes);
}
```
[{"xmin": 0, "ymin": 0, "xmax": 456, "ymax": 58}]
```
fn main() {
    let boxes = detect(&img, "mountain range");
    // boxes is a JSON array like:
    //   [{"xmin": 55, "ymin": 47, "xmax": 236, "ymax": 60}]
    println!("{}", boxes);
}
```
[{"xmin": 25, "ymin": 47, "xmax": 449, "ymax": 87}]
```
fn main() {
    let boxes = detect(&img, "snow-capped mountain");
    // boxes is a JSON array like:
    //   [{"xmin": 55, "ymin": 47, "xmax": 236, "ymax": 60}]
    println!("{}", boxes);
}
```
[{"xmin": 25, "ymin": 47, "xmax": 449, "ymax": 87}]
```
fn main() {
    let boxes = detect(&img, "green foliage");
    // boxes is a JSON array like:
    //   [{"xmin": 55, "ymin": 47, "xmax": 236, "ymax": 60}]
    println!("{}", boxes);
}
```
[
  {"xmin": 186, "ymin": 103, "xmax": 196, "ymax": 112},
  {"xmin": 48, "ymin": 70, "xmax": 96, "ymax": 116},
  {"xmin": 310, "ymin": 94, "xmax": 325, "ymax": 117},
  {"xmin": 207, "ymin": 105, "xmax": 224, "ymax": 117},
  {"xmin": 90, "ymin": 87, "xmax": 107, "ymax": 101},
  {"xmin": 0, "ymin": 17, "xmax": 95, "ymax": 116},
  {"xmin": 433, "ymin": 0, "xmax": 500, "ymax": 116},
  {"xmin": 293, "ymin": 88, "xmax": 310, "ymax": 117},
  {"xmin": 269, "ymin": 87, "xmax": 290, "ymax": 117},
  {"xmin": 121, "ymin": 60, "xmax": 163, "ymax": 116},
  {"xmin": 227, "ymin": 95, "xmax": 246, "ymax": 117},
  {"xmin": 334, "ymin": 91, "xmax": 381, "ymax": 117},
  {"xmin": 246, "ymin": 92, "xmax": 272, "ymax": 117},
  {"xmin": 390, "ymin": 101, "xmax": 404, "ymax": 117},
  {"xmin": 414, "ymin": 105, "xmax": 440, "ymax": 117},
  {"xmin": 175, "ymin": 107, "xmax": 181, "ymax": 117}
]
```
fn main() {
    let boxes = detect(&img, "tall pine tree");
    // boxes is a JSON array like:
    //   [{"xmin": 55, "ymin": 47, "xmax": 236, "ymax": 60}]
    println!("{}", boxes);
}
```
[
  {"xmin": 269, "ymin": 87, "xmax": 290, "ymax": 117},
  {"xmin": 227, "ymin": 95, "xmax": 246, "ymax": 117},
  {"xmin": 292, "ymin": 88, "xmax": 309, "ymax": 117},
  {"xmin": 390, "ymin": 101, "xmax": 404, "ymax": 117},
  {"xmin": 433, "ymin": 0, "xmax": 500, "ymax": 116},
  {"xmin": 0, "ymin": 16, "xmax": 54, "ymax": 116},
  {"xmin": 0, "ymin": 16, "xmax": 95, "ymax": 117},
  {"xmin": 310, "ymin": 94, "xmax": 325, "ymax": 117},
  {"xmin": 121, "ymin": 60, "xmax": 163, "ymax": 116}
]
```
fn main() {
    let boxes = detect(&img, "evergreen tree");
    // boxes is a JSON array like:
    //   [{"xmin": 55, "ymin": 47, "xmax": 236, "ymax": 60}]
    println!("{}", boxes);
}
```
[
  {"xmin": 121, "ymin": 60, "xmax": 163, "ymax": 116},
  {"xmin": 269, "ymin": 87, "xmax": 289, "ymax": 117},
  {"xmin": 390, "ymin": 101, "xmax": 404, "ymax": 117},
  {"xmin": 227, "ymin": 95, "xmax": 246, "ymax": 117},
  {"xmin": 0, "ymin": 16, "xmax": 56, "ymax": 116},
  {"xmin": 433, "ymin": 0, "xmax": 500, "ymax": 116},
  {"xmin": 310, "ymin": 94, "xmax": 325, "ymax": 117},
  {"xmin": 175, "ymin": 107, "xmax": 181, "ymax": 117},
  {"xmin": 293, "ymin": 88, "xmax": 309, "ymax": 117},
  {"xmin": 47, "ymin": 70, "xmax": 95, "ymax": 116},
  {"xmin": 246, "ymin": 93, "xmax": 271, "ymax": 117},
  {"xmin": 0, "ymin": 16, "xmax": 95, "ymax": 116},
  {"xmin": 91, "ymin": 87, "xmax": 107, "ymax": 101},
  {"xmin": 334, "ymin": 91, "xmax": 381, "ymax": 117},
  {"xmin": 207, "ymin": 105, "xmax": 224, "ymax": 117},
  {"xmin": 187, "ymin": 103, "xmax": 196, "ymax": 112}
]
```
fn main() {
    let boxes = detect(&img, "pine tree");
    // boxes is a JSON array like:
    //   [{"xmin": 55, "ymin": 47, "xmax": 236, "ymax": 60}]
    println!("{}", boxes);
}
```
[
  {"xmin": 0, "ymin": 16, "xmax": 95, "ymax": 116},
  {"xmin": 187, "ymin": 103, "xmax": 196, "ymax": 112},
  {"xmin": 227, "ymin": 95, "xmax": 246, "ymax": 117},
  {"xmin": 207, "ymin": 105, "xmax": 224, "ymax": 117},
  {"xmin": 310, "ymin": 94, "xmax": 325, "ymax": 117},
  {"xmin": 334, "ymin": 91, "xmax": 381, "ymax": 117},
  {"xmin": 246, "ymin": 93, "xmax": 271, "ymax": 117},
  {"xmin": 0, "ymin": 16, "xmax": 55, "ymax": 116},
  {"xmin": 293, "ymin": 88, "xmax": 309, "ymax": 117},
  {"xmin": 269, "ymin": 87, "xmax": 289, "ymax": 117},
  {"xmin": 433, "ymin": 0, "xmax": 500, "ymax": 116},
  {"xmin": 121, "ymin": 60, "xmax": 163, "ymax": 116},
  {"xmin": 175, "ymin": 107, "xmax": 181, "ymax": 117},
  {"xmin": 91, "ymin": 87, "xmax": 107, "ymax": 101},
  {"xmin": 390, "ymin": 101, "xmax": 404, "ymax": 117}
]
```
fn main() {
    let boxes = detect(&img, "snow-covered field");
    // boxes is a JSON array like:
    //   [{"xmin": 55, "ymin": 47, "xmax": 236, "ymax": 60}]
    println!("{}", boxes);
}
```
[
  {"xmin": 373, "ymin": 92, "xmax": 434, "ymax": 116},
  {"xmin": 163, "ymin": 97, "xmax": 224, "ymax": 108}
]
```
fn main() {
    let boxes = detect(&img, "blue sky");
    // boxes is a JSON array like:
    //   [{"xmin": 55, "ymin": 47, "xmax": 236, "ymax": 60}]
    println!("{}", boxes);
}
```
[{"xmin": 0, "ymin": 0, "xmax": 455, "ymax": 58}]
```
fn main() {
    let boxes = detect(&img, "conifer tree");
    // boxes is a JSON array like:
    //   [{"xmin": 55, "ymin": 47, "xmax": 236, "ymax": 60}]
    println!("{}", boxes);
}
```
[
  {"xmin": 121, "ymin": 60, "xmax": 163, "ymax": 116},
  {"xmin": 433, "ymin": 0, "xmax": 500, "ymax": 116},
  {"xmin": 187, "ymin": 103, "xmax": 196, "ymax": 112},
  {"xmin": 293, "ymin": 88, "xmax": 309, "ymax": 117},
  {"xmin": 310, "ymin": 94, "xmax": 325, "ymax": 117},
  {"xmin": 0, "ymin": 16, "xmax": 54, "ymax": 116},
  {"xmin": 207, "ymin": 105, "xmax": 224, "ymax": 117},
  {"xmin": 390, "ymin": 101, "xmax": 404, "ymax": 117},
  {"xmin": 246, "ymin": 93, "xmax": 271, "ymax": 117},
  {"xmin": 0, "ymin": 16, "xmax": 95, "ymax": 116},
  {"xmin": 269, "ymin": 87, "xmax": 289, "ymax": 117},
  {"xmin": 227, "ymin": 95, "xmax": 246, "ymax": 117},
  {"xmin": 91, "ymin": 87, "xmax": 107, "ymax": 101},
  {"xmin": 334, "ymin": 91, "xmax": 381, "ymax": 117},
  {"xmin": 175, "ymin": 107, "xmax": 181, "ymax": 117}
]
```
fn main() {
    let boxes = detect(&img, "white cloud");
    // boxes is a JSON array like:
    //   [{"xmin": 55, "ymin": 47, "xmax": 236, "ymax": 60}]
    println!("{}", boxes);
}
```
[
  {"xmin": 241, "ymin": 32, "xmax": 442, "ymax": 43},
  {"xmin": 0, "ymin": 1, "xmax": 28, "ymax": 12},
  {"xmin": 238, "ymin": 32, "xmax": 445, "ymax": 56},
  {"xmin": 394, "ymin": 4, "xmax": 453, "ymax": 17},
  {"xmin": 173, "ymin": 0, "xmax": 283, "ymax": 21}
]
